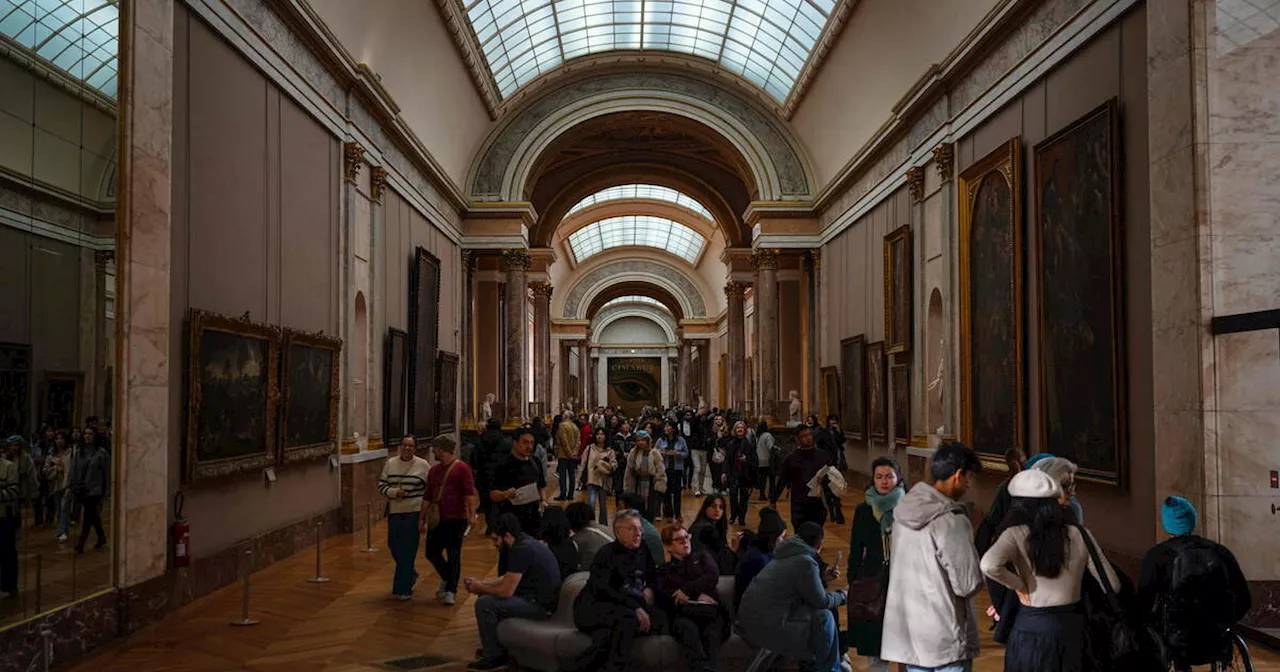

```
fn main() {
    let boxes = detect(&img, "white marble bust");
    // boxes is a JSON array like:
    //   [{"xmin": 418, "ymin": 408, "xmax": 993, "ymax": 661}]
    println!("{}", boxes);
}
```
[
  {"xmin": 787, "ymin": 390, "xmax": 802, "ymax": 425},
  {"xmin": 482, "ymin": 393, "xmax": 496, "ymax": 422}
]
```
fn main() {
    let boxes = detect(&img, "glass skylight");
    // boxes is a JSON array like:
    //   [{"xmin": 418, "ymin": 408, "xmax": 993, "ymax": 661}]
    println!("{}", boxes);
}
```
[
  {"xmin": 568, "ymin": 184, "xmax": 714, "ymax": 220},
  {"xmin": 0, "ymin": 1, "xmax": 119, "ymax": 100},
  {"xmin": 602, "ymin": 295, "xmax": 669, "ymax": 311},
  {"xmin": 567, "ymin": 215, "xmax": 706, "ymax": 264},
  {"xmin": 463, "ymin": 0, "xmax": 835, "ymax": 102}
]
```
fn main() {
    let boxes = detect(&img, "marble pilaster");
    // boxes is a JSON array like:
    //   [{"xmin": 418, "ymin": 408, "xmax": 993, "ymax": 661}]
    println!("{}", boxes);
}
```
[
  {"xmin": 661, "ymin": 354, "xmax": 672, "ymax": 407},
  {"xmin": 461, "ymin": 251, "xmax": 476, "ymax": 422},
  {"xmin": 677, "ymin": 334, "xmax": 692, "ymax": 406},
  {"xmin": 725, "ymin": 281, "xmax": 749, "ymax": 412},
  {"xmin": 807, "ymin": 251, "xmax": 821, "ymax": 413},
  {"xmin": 578, "ymin": 337, "xmax": 590, "ymax": 410},
  {"xmin": 531, "ymin": 281, "xmax": 553, "ymax": 411},
  {"xmin": 501, "ymin": 249, "xmax": 530, "ymax": 422},
  {"xmin": 116, "ymin": 0, "xmax": 174, "ymax": 588},
  {"xmin": 752, "ymin": 249, "xmax": 780, "ymax": 422}
]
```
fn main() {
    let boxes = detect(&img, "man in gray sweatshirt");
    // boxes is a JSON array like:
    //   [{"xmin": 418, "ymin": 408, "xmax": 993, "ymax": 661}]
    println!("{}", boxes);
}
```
[{"xmin": 880, "ymin": 441, "xmax": 984, "ymax": 672}]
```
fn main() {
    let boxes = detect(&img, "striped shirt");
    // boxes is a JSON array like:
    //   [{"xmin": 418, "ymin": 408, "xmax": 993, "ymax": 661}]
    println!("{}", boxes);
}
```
[{"xmin": 379, "ymin": 455, "xmax": 430, "ymax": 515}]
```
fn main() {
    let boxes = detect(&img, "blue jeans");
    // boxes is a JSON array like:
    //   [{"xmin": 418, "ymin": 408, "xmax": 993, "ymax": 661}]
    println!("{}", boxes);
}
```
[
  {"xmin": 55, "ymin": 491, "xmax": 70, "ymax": 538},
  {"xmin": 557, "ymin": 458, "xmax": 578, "ymax": 499},
  {"xmin": 387, "ymin": 512, "xmax": 421, "ymax": 596},
  {"xmin": 475, "ymin": 594, "xmax": 549, "ymax": 658},
  {"xmin": 586, "ymin": 485, "xmax": 608, "ymax": 524},
  {"xmin": 906, "ymin": 662, "xmax": 973, "ymax": 672},
  {"xmin": 799, "ymin": 609, "xmax": 841, "ymax": 672}
]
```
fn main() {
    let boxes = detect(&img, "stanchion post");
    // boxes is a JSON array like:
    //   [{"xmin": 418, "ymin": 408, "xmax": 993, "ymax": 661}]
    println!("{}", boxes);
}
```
[
  {"xmin": 360, "ymin": 502, "xmax": 377, "ymax": 553},
  {"xmin": 70, "ymin": 550, "xmax": 76, "ymax": 600},
  {"xmin": 306, "ymin": 521, "xmax": 330, "ymax": 583},
  {"xmin": 230, "ymin": 549, "xmax": 260, "ymax": 626},
  {"xmin": 40, "ymin": 629, "xmax": 53, "ymax": 672},
  {"xmin": 33, "ymin": 554, "xmax": 42, "ymax": 614}
]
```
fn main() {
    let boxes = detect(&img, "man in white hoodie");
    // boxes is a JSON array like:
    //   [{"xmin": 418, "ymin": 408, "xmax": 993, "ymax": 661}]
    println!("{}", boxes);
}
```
[
  {"xmin": 880, "ymin": 441, "xmax": 984, "ymax": 672},
  {"xmin": 379, "ymin": 436, "xmax": 430, "ymax": 600}
]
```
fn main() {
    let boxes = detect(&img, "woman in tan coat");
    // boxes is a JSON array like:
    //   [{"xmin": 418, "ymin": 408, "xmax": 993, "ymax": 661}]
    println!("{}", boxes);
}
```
[
  {"xmin": 624, "ymin": 430, "xmax": 667, "ymax": 521},
  {"xmin": 576, "ymin": 428, "xmax": 617, "ymax": 525}
]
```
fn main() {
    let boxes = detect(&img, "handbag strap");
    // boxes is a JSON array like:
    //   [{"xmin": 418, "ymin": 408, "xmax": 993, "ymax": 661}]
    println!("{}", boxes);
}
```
[
  {"xmin": 1076, "ymin": 524, "xmax": 1120, "ymax": 609},
  {"xmin": 434, "ymin": 461, "xmax": 458, "ymax": 504}
]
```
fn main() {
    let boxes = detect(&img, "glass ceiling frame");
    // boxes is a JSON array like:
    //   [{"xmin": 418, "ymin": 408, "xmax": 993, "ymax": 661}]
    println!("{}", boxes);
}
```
[
  {"xmin": 463, "ymin": 0, "xmax": 835, "ymax": 103},
  {"xmin": 567, "ymin": 184, "xmax": 714, "ymax": 221},
  {"xmin": 567, "ymin": 214, "xmax": 706, "ymax": 264},
  {"xmin": 0, "ymin": 1, "xmax": 119, "ymax": 101}
]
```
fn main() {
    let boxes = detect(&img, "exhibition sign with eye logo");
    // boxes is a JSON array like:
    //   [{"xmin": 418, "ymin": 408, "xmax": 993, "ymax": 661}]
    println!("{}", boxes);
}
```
[{"xmin": 608, "ymin": 357, "xmax": 662, "ymax": 418}]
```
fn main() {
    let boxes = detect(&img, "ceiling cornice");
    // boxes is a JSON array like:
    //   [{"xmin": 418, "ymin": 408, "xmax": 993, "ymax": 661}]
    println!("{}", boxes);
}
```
[
  {"xmin": 432, "ymin": 0, "xmax": 501, "ymax": 119},
  {"xmin": 780, "ymin": 0, "xmax": 858, "ymax": 119}
]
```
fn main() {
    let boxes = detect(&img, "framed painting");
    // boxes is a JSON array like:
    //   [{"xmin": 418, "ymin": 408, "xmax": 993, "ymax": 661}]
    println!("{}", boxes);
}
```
[
  {"xmin": 1034, "ymin": 99, "xmax": 1127, "ymax": 485},
  {"xmin": 280, "ymin": 329, "xmax": 342, "ymax": 463},
  {"xmin": 383, "ymin": 328, "xmax": 408, "ymax": 442},
  {"xmin": 0, "ymin": 344, "xmax": 31, "ymax": 436},
  {"xmin": 408, "ymin": 247, "xmax": 441, "ymax": 437},
  {"xmin": 884, "ymin": 226, "xmax": 913, "ymax": 354},
  {"xmin": 820, "ymin": 366, "xmax": 841, "ymax": 427},
  {"xmin": 436, "ymin": 351, "xmax": 459, "ymax": 434},
  {"xmin": 959, "ymin": 137, "xmax": 1025, "ymax": 472},
  {"xmin": 839, "ymin": 335, "xmax": 865, "ymax": 440},
  {"xmin": 42, "ymin": 372, "xmax": 82, "ymax": 434},
  {"xmin": 186, "ymin": 309, "xmax": 279, "ymax": 482},
  {"xmin": 866, "ymin": 340, "xmax": 888, "ymax": 441},
  {"xmin": 890, "ymin": 360, "xmax": 911, "ymax": 446}
]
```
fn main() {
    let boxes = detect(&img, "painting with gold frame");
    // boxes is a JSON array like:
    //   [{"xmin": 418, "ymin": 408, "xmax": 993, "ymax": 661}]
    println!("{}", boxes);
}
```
[
  {"xmin": 42, "ymin": 371, "xmax": 83, "ymax": 434},
  {"xmin": 839, "ymin": 334, "xmax": 865, "ymax": 440},
  {"xmin": 186, "ymin": 309, "xmax": 280, "ymax": 482},
  {"xmin": 820, "ymin": 366, "xmax": 841, "ymax": 428},
  {"xmin": 281, "ymin": 328, "xmax": 342, "ymax": 464},
  {"xmin": 436, "ymin": 351, "xmax": 459, "ymax": 434},
  {"xmin": 1033, "ymin": 99, "xmax": 1126, "ymax": 485},
  {"xmin": 959, "ymin": 137, "xmax": 1025, "ymax": 472},
  {"xmin": 890, "ymin": 360, "xmax": 911, "ymax": 446},
  {"xmin": 884, "ymin": 225, "xmax": 913, "ymax": 355},
  {"xmin": 866, "ymin": 340, "xmax": 888, "ymax": 441}
]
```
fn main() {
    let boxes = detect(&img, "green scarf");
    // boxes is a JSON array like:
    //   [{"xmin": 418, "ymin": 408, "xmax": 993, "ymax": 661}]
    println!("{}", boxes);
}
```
[{"xmin": 864, "ymin": 485, "xmax": 904, "ymax": 534}]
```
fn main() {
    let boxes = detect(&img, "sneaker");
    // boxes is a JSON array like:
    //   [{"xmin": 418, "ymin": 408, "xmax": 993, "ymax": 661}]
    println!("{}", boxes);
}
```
[
  {"xmin": 435, "ymin": 582, "xmax": 448, "ymax": 599},
  {"xmin": 441, "ymin": 591, "xmax": 456, "ymax": 606},
  {"xmin": 466, "ymin": 656, "xmax": 508, "ymax": 671},
  {"xmin": 395, "ymin": 594, "xmax": 412, "ymax": 601},
  {"xmin": 57, "ymin": 534, "xmax": 67, "ymax": 541}
]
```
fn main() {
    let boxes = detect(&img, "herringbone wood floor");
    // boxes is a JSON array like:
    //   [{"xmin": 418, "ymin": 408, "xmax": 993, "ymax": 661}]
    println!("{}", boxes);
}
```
[{"xmin": 69, "ymin": 490, "xmax": 1280, "ymax": 672}]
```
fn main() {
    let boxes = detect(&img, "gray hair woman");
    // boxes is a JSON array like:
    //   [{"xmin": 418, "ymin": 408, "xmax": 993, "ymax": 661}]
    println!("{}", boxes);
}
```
[{"xmin": 1031, "ymin": 457, "xmax": 1083, "ymax": 524}]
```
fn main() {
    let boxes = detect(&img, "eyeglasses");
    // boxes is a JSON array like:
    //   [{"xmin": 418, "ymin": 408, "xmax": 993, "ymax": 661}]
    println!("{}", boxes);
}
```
[{"xmin": 669, "ymin": 534, "xmax": 690, "ymax": 543}]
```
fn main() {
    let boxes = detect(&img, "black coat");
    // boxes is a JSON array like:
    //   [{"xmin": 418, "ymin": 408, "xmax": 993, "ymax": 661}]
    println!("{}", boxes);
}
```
[{"xmin": 724, "ymin": 436, "xmax": 757, "ymax": 484}]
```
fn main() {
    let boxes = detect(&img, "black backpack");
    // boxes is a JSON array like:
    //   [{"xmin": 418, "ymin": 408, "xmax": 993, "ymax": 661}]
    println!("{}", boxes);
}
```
[{"xmin": 1163, "ymin": 540, "xmax": 1238, "ymax": 657}]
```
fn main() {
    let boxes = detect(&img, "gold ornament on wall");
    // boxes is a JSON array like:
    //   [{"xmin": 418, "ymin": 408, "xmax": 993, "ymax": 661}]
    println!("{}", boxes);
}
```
[
  {"xmin": 343, "ymin": 142, "xmax": 366, "ymax": 184},
  {"xmin": 933, "ymin": 143, "xmax": 955, "ymax": 182},
  {"xmin": 500, "ymin": 248, "xmax": 532, "ymax": 271},
  {"xmin": 907, "ymin": 166, "xmax": 926, "ymax": 202},
  {"xmin": 529, "ymin": 280, "xmax": 554, "ymax": 298},
  {"xmin": 724, "ymin": 281, "xmax": 749, "ymax": 299},
  {"xmin": 749, "ymin": 248, "xmax": 779, "ymax": 270},
  {"xmin": 370, "ymin": 165, "xmax": 389, "ymax": 202}
]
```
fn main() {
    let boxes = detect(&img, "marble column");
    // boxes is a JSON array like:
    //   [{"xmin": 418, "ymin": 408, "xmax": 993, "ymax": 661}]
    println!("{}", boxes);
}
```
[
  {"xmin": 661, "ymin": 354, "xmax": 672, "ymax": 407},
  {"xmin": 577, "ymin": 338, "xmax": 589, "ymax": 410},
  {"xmin": 530, "ymin": 281, "xmax": 553, "ymax": 413},
  {"xmin": 461, "ymin": 251, "xmax": 476, "ymax": 423},
  {"xmin": 725, "ymin": 281, "xmax": 749, "ymax": 412},
  {"xmin": 117, "ymin": 0, "xmax": 173, "ymax": 587},
  {"xmin": 501, "ymin": 249, "xmax": 530, "ymax": 422},
  {"xmin": 753, "ymin": 249, "xmax": 780, "ymax": 422},
  {"xmin": 587, "ymin": 350, "xmax": 599, "ymax": 408},
  {"xmin": 808, "ymin": 251, "xmax": 821, "ymax": 414},
  {"xmin": 678, "ymin": 334, "xmax": 692, "ymax": 405}
]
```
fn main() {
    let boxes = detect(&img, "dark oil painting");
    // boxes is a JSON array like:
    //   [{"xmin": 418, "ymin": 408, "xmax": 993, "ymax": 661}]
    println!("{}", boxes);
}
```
[
  {"xmin": 281, "ymin": 329, "xmax": 340, "ymax": 462},
  {"xmin": 43, "ymin": 373, "xmax": 80, "ymax": 433},
  {"xmin": 0, "ymin": 344, "xmax": 31, "ymax": 437},
  {"xmin": 891, "ymin": 360, "xmax": 910, "ymax": 446},
  {"xmin": 186, "ymin": 309, "xmax": 279, "ymax": 481},
  {"xmin": 436, "ymin": 351, "xmax": 458, "ymax": 433},
  {"xmin": 866, "ymin": 340, "xmax": 887, "ymax": 440},
  {"xmin": 839, "ymin": 336, "xmax": 865, "ymax": 439},
  {"xmin": 960, "ymin": 138, "xmax": 1024, "ymax": 467},
  {"xmin": 821, "ymin": 366, "xmax": 840, "ymax": 429},
  {"xmin": 608, "ymin": 357, "xmax": 661, "ymax": 419},
  {"xmin": 884, "ymin": 226, "xmax": 913, "ymax": 354},
  {"xmin": 1034, "ymin": 100, "xmax": 1125, "ymax": 484},
  {"xmin": 409, "ymin": 247, "xmax": 441, "ymax": 437},
  {"xmin": 384, "ymin": 328, "xmax": 408, "ymax": 442}
]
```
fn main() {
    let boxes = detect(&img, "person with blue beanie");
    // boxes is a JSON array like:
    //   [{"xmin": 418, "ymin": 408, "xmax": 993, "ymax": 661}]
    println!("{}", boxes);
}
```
[{"xmin": 1138, "ymin": 497, "xmax": 1252, "ymax": 669}]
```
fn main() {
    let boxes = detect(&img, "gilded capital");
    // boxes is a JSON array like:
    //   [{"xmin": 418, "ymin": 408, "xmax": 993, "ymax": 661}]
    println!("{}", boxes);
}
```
[
  {"xmin": 808, "ymin": 249, "xmax": 822, "ymax": 270},
  {"xmin": 93, "ymin": 249, "xmax": 115, "ymax": 267},
  {"xmin": 907, "ymin": 166, "xmax": 925, "ymax": 202},
  {"xmin": 529, "ymin": 280, "xmax": 553, "ymax": 298},
  {"xmin": 500, "ymin": 248, "xmax": 532, "ymax": 271},
  {"xmin": 370, "ymin": 165, "xmax": 389, "ymax": 202},
  {"xmin": 933, "ymin": 143, "xmax": 955, "ymax": 182},
  {"xmin": 462, "ymin": 249, "xmax": 477, "ymax": 272},
  {"xmin": 749, "ymin": 248, "xmax": 779, "ymax": 271},
  {"xmin": 724, "ymin": 281, "xmax": 749, "ymax": 299},
  {"xmin": 343, "ymin": 142, "xmax": 365, "ymax": 184}
]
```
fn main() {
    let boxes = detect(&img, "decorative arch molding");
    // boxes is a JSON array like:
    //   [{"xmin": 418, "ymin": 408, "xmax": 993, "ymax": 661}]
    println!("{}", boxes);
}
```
[
  {"xmin": 562, "ymin": 258, "xmax": 709, "ymax": 319},
  {"xmin": 592, "ymin": 304, "xmax": 679, "ymax": 344},
  {"xmin": 468, "ymin": 72, "xmax": 815, "ymax": 202}
]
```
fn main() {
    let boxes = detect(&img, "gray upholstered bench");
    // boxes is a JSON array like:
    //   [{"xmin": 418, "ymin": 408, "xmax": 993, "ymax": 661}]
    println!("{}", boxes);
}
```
[{"xmin": 495, "ymin": 572, "xmax": 759, "ymax": 672}]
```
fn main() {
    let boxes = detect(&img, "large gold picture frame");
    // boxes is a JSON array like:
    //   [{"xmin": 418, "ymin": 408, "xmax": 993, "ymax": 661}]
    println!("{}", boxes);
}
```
[
  {"xmin": 820, "ymin": 366, "xmax": 840, "ymax": 425},
  {"xmin": 884, "ymin": 225, "xmax": 913, "ymax": 355},
  {"xmin": 280, "ymin": 328, "xmax": 342, "ymax": 464},
  {"xmin": 186, "ymin": 309, "xmax": 280, "ymax": 482},
  {"xmin": 959, "ymin": 137, "xmax": 1025, "ymax": 472}
]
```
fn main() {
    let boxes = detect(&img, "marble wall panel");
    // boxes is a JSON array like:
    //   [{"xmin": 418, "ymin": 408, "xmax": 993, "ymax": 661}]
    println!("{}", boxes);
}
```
[
  {"xmin": 0, "ymin": 589, "xmax": 118, "ymax": 672},
  {"xmin": 340, "ymin": 456, "xmax": 390, "ymax": 533}
]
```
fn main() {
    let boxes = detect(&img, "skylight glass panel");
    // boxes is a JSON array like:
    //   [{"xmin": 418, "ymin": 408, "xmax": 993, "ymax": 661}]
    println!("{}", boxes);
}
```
[
  {"xmin": 462, "ymin": 0, "xmax": 834, "ymax": 102},
  {"xmin": 602, "ymin": 295, "xmax": 669, "ymax": 311},
  {"xmin": 567, "ymin": 215, "xmax": 706, "ymax": 264},
  {"xmin": 567, "ymin": 184, "xmax": 713, "ymax": 220},
  {"xmin": 0, "ymin": 0, "xmax": 118, "ymax": 100}
]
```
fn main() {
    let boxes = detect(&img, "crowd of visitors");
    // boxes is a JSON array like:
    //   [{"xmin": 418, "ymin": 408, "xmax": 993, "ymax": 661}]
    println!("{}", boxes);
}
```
[
  {"xmin": 374, "ymin": 405, "xmax": 1254, "ymax": 672},
  {"xmin": 0, "ymin": 417, "xmax": 113, "ymax": 600}
]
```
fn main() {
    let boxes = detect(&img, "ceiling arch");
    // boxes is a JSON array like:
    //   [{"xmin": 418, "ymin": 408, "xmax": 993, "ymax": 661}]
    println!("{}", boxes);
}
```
[
  {"xmin": 567, "ymin": 215, "xmax": 706, "ymax": 265},
  {"xmin": 583, "ymin": 281, "xmax": 687, "ymax": 321},
  {"xmin": 592, "ymin": 305, "xmax": 679, "ymax": 345},
  {"xmin": 568, "ymin": 184, "xmax": 713, "ymax": 220},
  {"xmin": 467, "ymin": 71, "xmax": 814, "ymax": 204},
  {"xmin": 559, "ymin": 255, "xmax": 712, "ymax": 319}
]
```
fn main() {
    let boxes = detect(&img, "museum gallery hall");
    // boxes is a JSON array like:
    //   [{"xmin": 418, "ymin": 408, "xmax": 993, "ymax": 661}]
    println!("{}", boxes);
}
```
[{"xmin": 1, "ymin": 0, "xmax": 1278, "ymax": 670}]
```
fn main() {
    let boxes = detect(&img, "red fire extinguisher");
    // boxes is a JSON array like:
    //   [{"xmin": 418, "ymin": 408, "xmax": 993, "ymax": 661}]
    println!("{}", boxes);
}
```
[{"xmin": 172, "ymin": 491, "xmax": 191, "ymax": 568}]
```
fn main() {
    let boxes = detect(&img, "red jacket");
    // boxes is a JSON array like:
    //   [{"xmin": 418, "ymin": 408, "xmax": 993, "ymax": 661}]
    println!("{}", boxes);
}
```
[{"xmin": 577, "ymin": 424, "xmax": 593, "ymax": 459}]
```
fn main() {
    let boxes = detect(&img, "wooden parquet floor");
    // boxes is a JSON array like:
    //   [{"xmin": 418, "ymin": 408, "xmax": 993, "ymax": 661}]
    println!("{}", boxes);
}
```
[
  {"xmin": 0, "ymin": 511, "xmax": 114, "ymax": 629},
  {"xmin": 69, "ymin": 490, "xmax": 1280, "ymax": 672}
]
